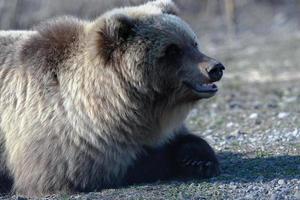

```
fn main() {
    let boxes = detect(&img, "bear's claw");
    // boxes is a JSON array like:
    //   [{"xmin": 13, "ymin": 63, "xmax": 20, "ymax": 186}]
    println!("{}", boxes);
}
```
[{"xmin": 176, "ymin": 140, "xmax": 221, "ymax": 179}]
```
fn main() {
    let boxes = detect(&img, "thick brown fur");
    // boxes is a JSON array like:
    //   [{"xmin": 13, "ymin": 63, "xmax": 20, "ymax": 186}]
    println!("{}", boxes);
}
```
[{"xmin": 0, "ymin": 0, "xmax": 223, "ymax": 197}]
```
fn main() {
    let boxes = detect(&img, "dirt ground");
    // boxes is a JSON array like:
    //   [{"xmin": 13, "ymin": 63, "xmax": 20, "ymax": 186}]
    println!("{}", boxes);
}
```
[{"xmin": 1, "ymin": 31, "xmax": 300, "ymax": 200}]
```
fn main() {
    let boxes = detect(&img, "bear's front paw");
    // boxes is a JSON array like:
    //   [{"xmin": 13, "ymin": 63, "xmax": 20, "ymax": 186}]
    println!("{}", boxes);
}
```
[{"xmin": 176, "ymin": 138, "xmax": 220, "ymax": 179}]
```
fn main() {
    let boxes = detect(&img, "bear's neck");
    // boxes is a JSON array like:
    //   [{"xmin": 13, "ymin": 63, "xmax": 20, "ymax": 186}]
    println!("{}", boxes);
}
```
[{"xmin": 63, "ymin": 63, "xmax": 190, "ymax": 148}]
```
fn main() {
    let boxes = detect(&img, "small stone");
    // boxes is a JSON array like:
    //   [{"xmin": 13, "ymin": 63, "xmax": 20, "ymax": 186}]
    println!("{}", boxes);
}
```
[
  {"xmin": 249, "ymin": 113, "xmax": 258, "ymax": 119},
  {"xmin": 229, "ymin": 102, "xmax": 242, "ymax": 109},
  {"xmin": 256, "ymin": 175, "xmax": 264, "ymax": 182},
  {"xmin": 284, "ymin": 96, "xmax": 297, "ymax": 103},
  {"xmin": 277, "ymin": 112, "xmax": 289, "ymax": 119},
  {"xmin": 270, "ymin": 193, "xmax": 278, "ymax": 200},
  {"xmin": 230, "ymin": 185, "xmax": 237, "ymax": 189},
  {"xmin": 254, "ymin": 103, "xmax": 262, "ymax": 109},
  {"xmin": 211, "ymin": 103, "xmax": 218, "ymax": 108},
  {"xmin": 245, "ymin": 194, "xmax": 254, "ymax": 199},
  {"xmin": 178, "ymin": 192, "xmax": 184, "ymax": 200},
  {"xmin": 229, "ymin": 182, "xmax": 237, "ymax": 189},
  {"xmin": 268, "ymin": 103, "xmax": 278, "ymax": 108},
  {"xmin": 247, "ymin": 185, "xmax": 254, "ymax": 192},
  {"xmin": 295, "ymin": 190, "xmax": 300, "ymax": 200},
  {"xmin": 255, "ymin": 119, "xmax": 262, "ymax": 125},
  {"xmin": 226, "ymin": 122, "xmax": 234, "ymax": 128},
  {"xmin": 277, "ymin": 179, "xmax": 285, "ymax": 185},
  {"xmin": 16, "ymin": 197, "xmax": 28, "ymax": 200}
]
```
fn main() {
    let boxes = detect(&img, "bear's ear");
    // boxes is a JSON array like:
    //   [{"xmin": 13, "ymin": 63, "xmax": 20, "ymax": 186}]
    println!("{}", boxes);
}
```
[
  {"xmin": 151, "ymin": 0, "xmax": 179, "ymax": 15},
  {"xmin": 105, "ymin": 15, "xmax": 135, "ymax": 42},
  {"xmin": 93, "ymin": 15, "xmax": 135, "ymax": 63}
]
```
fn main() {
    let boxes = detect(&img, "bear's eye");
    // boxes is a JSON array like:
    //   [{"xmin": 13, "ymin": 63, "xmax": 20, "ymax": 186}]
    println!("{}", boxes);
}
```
[
  {"xmin": 165, "ymin": 44, "xmax": 183, "ymax": 58},
  {"xmin": 192, "ymin": 41, "xmax": 198, "ymax": 48}
]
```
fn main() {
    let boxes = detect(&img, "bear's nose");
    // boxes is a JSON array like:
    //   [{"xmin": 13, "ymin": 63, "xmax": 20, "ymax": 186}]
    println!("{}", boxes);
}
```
[{"xmin": 207, "ymin": 62, "xmax": 225, "ymax": 82}]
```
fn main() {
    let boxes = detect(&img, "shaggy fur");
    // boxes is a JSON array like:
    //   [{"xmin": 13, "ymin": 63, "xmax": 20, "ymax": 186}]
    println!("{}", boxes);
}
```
[{"xmin": 0, "ymin": 0, "xmax": 223, "ymax": 197}]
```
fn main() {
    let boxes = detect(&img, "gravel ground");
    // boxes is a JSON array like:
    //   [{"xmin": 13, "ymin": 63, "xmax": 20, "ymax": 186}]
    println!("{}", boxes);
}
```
[{"xmin": 1, "ymin": 32, "xmax": 300, "ymax": 200}]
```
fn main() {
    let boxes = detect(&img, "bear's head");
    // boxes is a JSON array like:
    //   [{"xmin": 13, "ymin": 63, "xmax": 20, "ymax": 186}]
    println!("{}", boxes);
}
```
[{"xmin": 87, "ymin": 0, "xmax": 224, "ymax": 106}]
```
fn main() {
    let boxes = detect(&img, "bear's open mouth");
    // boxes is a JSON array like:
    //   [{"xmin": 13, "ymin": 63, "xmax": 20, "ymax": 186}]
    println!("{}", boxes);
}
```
[{"xmin": 183, "ymin": 81, "xmax": 218, "ymax": 98}]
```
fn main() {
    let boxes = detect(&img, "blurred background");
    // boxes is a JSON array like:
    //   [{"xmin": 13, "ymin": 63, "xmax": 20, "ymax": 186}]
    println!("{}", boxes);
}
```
[{"xmin": 1, "ymin": 0, "xmax": 300, "ymax": 43}]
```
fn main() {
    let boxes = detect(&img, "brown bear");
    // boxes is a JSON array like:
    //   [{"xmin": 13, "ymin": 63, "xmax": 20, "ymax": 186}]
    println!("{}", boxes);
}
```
[{"xmin": 0, "ymin": 0, "xmax": 224, "ymax": 197}]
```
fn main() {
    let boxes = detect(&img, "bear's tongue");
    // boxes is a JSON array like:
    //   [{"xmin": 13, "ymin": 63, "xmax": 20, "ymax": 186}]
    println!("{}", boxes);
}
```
[
  {"xmin": 183, "ymin": 81, "xmax": 218, "ymax": 93},
  {"xmin": 183, "ymin": 81, "xmax": 218, "ymax": 99},
  {"xmin": 194, "ymin": 83, "xmax": 218, "ymax": 93}
]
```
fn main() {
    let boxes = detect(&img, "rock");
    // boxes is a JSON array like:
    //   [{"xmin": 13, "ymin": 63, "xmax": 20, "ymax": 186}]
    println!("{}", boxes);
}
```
[
  {"xmin": 249, "ymin": 113, "xmax": 258, "ymax": 119},
  {"xmin": 283, "ymin": 96, "xmax": 297, "ymax": 103},
  {"xmin": 256, "ymin": 176, "xmax": 264, "ymax": 182},
  {"xmin": 229, "ymin": 182, "xmax": 237, "ymax": 189},
  {"xmin": 295, "ymin": 190, "xmax": 300, "ymax": 200},
  {"xmin": 245, "ymin": 194, "xmax": 254, "ymax": 199},
  {"xmin": 16, "ymin": 197, "xmax": 28, "ymax": 200},
  {"xmin": 178, "ymin": 192, "xmax": 184, "ymax": 200},
  {"xmin": 268, "ymin": 103, "xmax": 278, "ymax": 109},
  {"xmin": 226, "ymin": 122, "xmax": 234, "ymax": 128},
  {"xmin": 277, "ymin": 179, "xmax": 285, "ymax": 185},
  {"xmin": 270, "ymin": 193, "xmax": 278, "ymax": 200},
  {"xmin": 229, "ymin": 102, "xmax": 243, "ymax": 109},
  {"xmin": 277, "ymin": 112, "xmax": 289, "ymax": 119}
]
